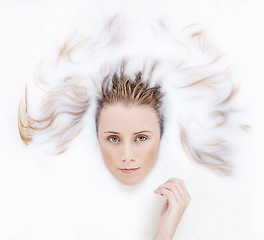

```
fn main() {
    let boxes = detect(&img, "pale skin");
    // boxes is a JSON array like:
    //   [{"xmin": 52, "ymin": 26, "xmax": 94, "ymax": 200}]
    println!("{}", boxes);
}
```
[
  {"xmin": 97, "ymin": 103, "xmax": 191, "ymax": 239},
  {"xmin": 153, "ymin": 178, "xmax": 191, "ymax": 240}
]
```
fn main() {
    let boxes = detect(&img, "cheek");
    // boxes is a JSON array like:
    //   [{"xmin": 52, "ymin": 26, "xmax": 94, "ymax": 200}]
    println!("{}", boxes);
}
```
[
  {"xmin": 99, "ymin": 141, "xmax": 118, "ymax": 166},
  {"xmin": 139, "ymin": 140, "xmax": 160, "ymax": 166}
]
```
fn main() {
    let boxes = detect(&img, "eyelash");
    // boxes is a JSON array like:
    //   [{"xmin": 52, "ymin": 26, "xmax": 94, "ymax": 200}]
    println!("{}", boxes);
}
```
[
  {"xmin": 136, "ymin": 135, "xmax": 147, "ymax": 142},
  {"xmin": 108, "ymin": 136, "xmax": 120, "ymax": 143},
  {"xmin": 107, "ymin": 135, "xmax": 147, "ymax": 143}
]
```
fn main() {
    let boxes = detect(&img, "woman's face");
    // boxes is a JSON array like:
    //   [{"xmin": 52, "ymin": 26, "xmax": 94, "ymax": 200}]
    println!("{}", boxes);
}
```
[{"xmin": 97, "ymin": 103, "xmax": 161, "ymax": 185}]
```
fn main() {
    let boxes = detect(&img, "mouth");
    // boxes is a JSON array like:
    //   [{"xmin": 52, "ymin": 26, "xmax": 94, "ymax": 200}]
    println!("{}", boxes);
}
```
[{"xmin": 118, "ymin": 167, "xmax": 140, "ymax": 174}]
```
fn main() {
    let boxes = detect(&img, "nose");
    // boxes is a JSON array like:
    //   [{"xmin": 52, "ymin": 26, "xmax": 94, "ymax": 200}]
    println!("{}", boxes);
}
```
[{"xmin": 121, "ymin": 142, "xmax": 136, "ymax": 162}]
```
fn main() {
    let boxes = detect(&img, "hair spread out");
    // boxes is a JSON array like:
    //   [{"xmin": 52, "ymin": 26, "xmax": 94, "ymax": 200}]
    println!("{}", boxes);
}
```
[
  {"xmin": 17, "ymin": 15, "xmax": 248, "ymax": 175},
  {"xmin": 18, "ymin": 82, "xmax": 90, "ymax": 154}
]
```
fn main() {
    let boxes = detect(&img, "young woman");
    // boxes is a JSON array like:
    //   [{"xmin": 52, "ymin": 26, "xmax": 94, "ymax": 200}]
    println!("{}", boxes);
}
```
[
  {"xmin": 18, "ymin": 65, "xmax": 191, "ymax": 239},
  {"xmin": 96, "ymin": 70, "xmax": 191, "ymax": 239},
  {"xmin": 17, "ymin": 15, "xmax": 243, "ymax": 239}
]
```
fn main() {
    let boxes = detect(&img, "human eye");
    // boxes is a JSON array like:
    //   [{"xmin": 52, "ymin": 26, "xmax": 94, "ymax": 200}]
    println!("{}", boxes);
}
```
[
  {"xmin": 136, "ymin": 135, "xmax": 147, "ymax": 142},
  {"xmin": 108, "ymin": 136, "xmax": 120, "ymax": 143}
]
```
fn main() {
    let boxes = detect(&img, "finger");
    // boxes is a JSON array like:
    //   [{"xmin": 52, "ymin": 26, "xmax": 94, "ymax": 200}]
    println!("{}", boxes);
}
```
[
  {"xmin": 174, "ymin": 182, "xmax": 191, "ymax": 204},
  {"xmin": 154, "ymin": 188, "xmax": 177, "ymax": 206},
  {"xmin": 157, "ymin": 180, "xmax": 185, "ymax": 196},
  {"xmin": 175, "ymin": 180, "xmax": 191, "ymax": 202},
  {"xmin": 161, "ymin": 178, "xmax": 184, "ymax": 188},
  {"xmin": 155, "ymin": 182, "xmax": 182, "ymax": 202},
  {"xmin": 157, "ymin": 179, "xmax": 191, "ymax": 203},
  {"xmin": 167, "ymin": 178, "xmax": 190, "ymax": 197}
]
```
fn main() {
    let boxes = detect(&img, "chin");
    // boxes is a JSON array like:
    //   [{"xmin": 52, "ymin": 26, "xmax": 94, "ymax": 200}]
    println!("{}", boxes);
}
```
[
  {"xmin": 121, "ymin": 181, "xmax": 139, "ymax": 186},
  {"xmin": 118, "ymin": 176, "xmax": 142, "ymax": 186}
]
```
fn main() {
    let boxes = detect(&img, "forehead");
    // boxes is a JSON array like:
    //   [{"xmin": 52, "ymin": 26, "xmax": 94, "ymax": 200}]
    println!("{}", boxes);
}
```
[{"xmin": 98, "ymin": 103, "xmax": 159, "ymax": 133}]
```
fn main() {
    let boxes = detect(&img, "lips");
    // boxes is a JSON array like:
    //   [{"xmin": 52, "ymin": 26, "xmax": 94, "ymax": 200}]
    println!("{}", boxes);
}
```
[{"xmin": 119, "ymin": 167, "xmax": 140, "ymax": 174}]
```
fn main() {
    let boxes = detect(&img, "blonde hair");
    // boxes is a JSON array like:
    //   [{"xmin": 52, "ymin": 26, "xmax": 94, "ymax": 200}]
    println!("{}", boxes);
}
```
[
  {"xmin": 17, "ymin": 15, "xmax": 249, "ymax": 175},
  {"xmin": 96, "ymin": 67, "xmax": 164, "ymax": 136},
  {"xmin": 17, "ymin": 65, "xmax": 164, "ymax": 153},
  {"xmin": 18, "ymin": 82, "xmax": 90, "ymax": 154}
]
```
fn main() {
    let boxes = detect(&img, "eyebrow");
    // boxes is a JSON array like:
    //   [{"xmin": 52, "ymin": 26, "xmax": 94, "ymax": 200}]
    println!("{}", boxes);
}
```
[
  {"xmin": 133, "ymin": 130, "xmax": 152, "ymax": 135},
  {"xmin": 103, "ymin": 130, "xmax": 152, "ymax": 135},
  {"xmin": 103, "ymin": 131, "xmax": 120, "ymax": 134}
]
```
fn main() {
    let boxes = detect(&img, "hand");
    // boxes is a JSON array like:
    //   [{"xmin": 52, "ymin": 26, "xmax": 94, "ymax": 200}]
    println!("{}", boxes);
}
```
[{"xmin": 153, "ymin": 178, "xmax": 191, "ymax": 240}]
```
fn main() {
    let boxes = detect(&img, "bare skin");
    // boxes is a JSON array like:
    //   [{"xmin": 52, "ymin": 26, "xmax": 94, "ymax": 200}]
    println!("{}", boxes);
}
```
[
  {"xmin": 153, "ymin": 178, "xmax": 191, "ymax": 240},
  {"xmin": 97, "ymin": 103, "xmax": 191, "ymax": 238},
  {"xmin": 97, "ymin": 103, "xmax": 161, "ymax": 186}
]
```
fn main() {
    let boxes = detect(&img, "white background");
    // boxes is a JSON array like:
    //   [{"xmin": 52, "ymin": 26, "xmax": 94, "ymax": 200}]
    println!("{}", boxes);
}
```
[{"xmin": 0, "ymin": 0, "xmax": 263, "ymax": 239}]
